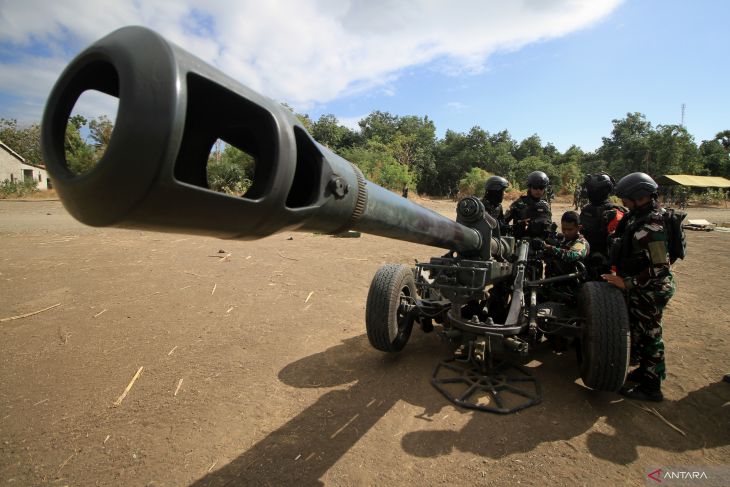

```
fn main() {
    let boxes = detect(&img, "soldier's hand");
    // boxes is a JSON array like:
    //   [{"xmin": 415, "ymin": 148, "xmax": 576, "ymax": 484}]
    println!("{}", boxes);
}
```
[{"xmin": 601, "ymin": 274, "xmax": 626, "ymax": 289}]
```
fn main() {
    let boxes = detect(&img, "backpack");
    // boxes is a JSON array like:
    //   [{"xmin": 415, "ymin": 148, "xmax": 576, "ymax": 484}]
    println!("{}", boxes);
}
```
[{"xmin": 663, "ymin": 208, "xmax": 687, "ymax": 264}]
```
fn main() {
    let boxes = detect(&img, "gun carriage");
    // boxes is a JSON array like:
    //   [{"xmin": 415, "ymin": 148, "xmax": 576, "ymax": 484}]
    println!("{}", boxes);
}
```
[{"xmin": 41, "ymin": 27, "xmax": 630, "ymax": 414}]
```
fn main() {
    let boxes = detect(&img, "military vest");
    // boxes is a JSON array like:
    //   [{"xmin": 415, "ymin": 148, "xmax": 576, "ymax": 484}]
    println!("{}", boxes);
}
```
[{"xmin": 580, "ymin": 201, "xmax": 624, "ymax": 255}]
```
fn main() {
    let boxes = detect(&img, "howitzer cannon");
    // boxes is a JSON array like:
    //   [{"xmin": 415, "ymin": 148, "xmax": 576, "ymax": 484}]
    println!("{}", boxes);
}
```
[{"xmin": 41, "ymin": 26, "xmax": 630, "ymax": 414}]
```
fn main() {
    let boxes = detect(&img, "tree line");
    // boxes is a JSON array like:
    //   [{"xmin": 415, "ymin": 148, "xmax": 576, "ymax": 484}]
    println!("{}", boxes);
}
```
[{"xmin": 2, "ymin": 111, "xmax": 728, "ymax": 196}]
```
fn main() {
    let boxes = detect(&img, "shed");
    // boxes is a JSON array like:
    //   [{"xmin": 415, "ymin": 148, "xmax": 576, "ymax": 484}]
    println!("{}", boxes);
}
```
[
  {"xmin": 0, "ymin": 140, "xmax": 50, "ymax": 190},
  {"xmin": 655, "ymin": 175, "xmax": 730, "ymax": 188}
]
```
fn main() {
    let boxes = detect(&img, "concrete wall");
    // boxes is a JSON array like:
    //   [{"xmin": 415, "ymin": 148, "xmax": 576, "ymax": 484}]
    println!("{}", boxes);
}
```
[{"xmin": 0, "ymin": 143, "xmax": 49, "ymax": 190}]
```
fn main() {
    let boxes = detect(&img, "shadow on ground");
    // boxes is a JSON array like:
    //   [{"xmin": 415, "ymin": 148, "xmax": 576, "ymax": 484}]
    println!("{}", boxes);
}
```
[{"xmin": 190, "ymin": 333, "xmax": 730, "ymax": 486}]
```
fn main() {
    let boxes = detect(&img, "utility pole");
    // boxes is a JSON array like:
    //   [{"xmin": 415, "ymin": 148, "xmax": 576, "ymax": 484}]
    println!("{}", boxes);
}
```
[{"xmin": 681, "ymin": 103, "xmax": 686, "ymax": 127}]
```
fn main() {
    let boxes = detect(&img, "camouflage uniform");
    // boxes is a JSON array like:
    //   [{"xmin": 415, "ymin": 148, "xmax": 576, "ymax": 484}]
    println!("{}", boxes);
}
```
[
  {"xmin": 544, "ymin": 233, "xmax": 589, "ymax": 288},
  {"xmin": 481, "ymin": 199, "xmax": 508, "ymax": 235},
  {"xmin": 547, "ymin": 234, "xmax": 589, "ymax": 267},
  {"xmin": 505, "ymin": 195, "xmax": 552, "ymax": 239},
  {"xmin": 614, "ymin": 200, "xmax": 675, "ymax": 381}
]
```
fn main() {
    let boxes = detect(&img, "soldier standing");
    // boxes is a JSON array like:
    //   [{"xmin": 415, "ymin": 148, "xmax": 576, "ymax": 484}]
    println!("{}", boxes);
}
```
[
  {"xmin": 602, "ymin": 172, "xmax": 675, "ymax": 402},
  {"xmin": 505, "ymin": 171, "xmax": 552, "ymax": 239},
  {"xmin": 481, "ymin": 176, "xmax": 509, "ymax": 234},
  {"xmin": 580, "ymin": 173, "xmax": 625, "ymax": 279}
]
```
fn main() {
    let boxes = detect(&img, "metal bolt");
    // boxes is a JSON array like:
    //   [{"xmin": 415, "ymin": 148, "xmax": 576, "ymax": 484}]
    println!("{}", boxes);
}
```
[{"xmin": 328, "ymin": 177, "xmax": 348, "ymax": 199}]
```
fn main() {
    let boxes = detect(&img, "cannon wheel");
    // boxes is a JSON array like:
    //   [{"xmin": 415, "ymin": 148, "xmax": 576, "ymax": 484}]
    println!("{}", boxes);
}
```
[
  {"xmin": 366, "ymin": 264, "xmax": 417, "ymax": 352},
  {"xmin": 577, "ymin": 281, "xmax": 630, "ymax": 391}
]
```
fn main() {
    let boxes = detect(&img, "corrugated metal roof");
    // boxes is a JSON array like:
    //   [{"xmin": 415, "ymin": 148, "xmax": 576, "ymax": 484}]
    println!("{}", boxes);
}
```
[{"xmin": 657, "ymin": 174, "xmax": 730, "ymax": 188}]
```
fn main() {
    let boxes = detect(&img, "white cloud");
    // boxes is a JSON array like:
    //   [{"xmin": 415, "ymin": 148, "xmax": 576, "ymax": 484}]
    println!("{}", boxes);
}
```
[
  {"xmin": 335, "ymin": 114, "xmax": 367, "ymax": 132},
  {"xmin": 0, "ymin": 0, "xmax": 622, "ymax": 122}
]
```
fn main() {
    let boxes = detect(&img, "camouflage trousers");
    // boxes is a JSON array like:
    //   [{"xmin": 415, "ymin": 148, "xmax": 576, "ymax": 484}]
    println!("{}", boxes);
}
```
[{"xmin": 627, "ymin": 274, "xmax": 676, "ymax": 381}]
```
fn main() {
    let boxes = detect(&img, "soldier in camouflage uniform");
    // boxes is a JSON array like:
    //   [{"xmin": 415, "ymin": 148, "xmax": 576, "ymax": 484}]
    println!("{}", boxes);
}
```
[
  {"xmin": 544, "ymin": 211, "xmax": 589, "ymax": 276},
  {"xmin": 505, "ymin": 171, "xmax": 552, "ymax": 239},
  {"xmin": 542, "ymin": 211, "xmax": 589, "ymax": 350},
  {"xmin": 481, "ymin": 176, "xmax": 509, "ymax": 235},
  {"xmin": 602, "ymin": 172, "xmax": 675, "ymax": 402}
]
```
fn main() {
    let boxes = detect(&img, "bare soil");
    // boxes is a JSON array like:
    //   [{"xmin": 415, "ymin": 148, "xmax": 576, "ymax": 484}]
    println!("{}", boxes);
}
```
[{"xmin": 1, "ymin": 198, "xmax": 728, "ymax": 486}]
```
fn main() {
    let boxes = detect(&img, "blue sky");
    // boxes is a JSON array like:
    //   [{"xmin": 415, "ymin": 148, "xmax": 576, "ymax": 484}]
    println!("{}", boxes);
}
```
[{"xmin": 1, "ymin": 0, "xmax": 727, "ymax": 152}]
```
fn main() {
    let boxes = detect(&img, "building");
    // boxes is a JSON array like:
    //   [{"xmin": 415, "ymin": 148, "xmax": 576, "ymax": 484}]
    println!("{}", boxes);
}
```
[{"xmin": 0, "ymin": 140, "xmax": 50, "ymax": 190}]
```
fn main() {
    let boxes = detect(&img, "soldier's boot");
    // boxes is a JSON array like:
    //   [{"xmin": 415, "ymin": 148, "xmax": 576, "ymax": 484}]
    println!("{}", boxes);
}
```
[
  {"xmin": 619, "ymin": 373, "xmax": 663, "ymax": 402},
  {"xmin": 625, "ymin": 367, "xmax": 647, "ymax": 384}
]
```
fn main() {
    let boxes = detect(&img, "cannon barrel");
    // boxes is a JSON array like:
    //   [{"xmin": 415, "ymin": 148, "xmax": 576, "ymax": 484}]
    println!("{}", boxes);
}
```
[{"xmin": 41, "ymin": 26, "xmax": 482, "ymax": 254}]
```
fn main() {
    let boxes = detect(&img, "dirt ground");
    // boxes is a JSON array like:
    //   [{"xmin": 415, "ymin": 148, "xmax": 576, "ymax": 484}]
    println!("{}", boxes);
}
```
[{"xmin": 1, "ymin": 197, "xmax": 728, "ymax": 487}]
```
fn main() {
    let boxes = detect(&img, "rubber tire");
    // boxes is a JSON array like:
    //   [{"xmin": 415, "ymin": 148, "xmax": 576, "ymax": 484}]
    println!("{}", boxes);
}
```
[
  {"xmin": 366, "ymin": 264, "xmax": 417, "ymax": 352},
  {"xmin": 577, "ymin": 281, "xmax": 630, "ymax": 391}
]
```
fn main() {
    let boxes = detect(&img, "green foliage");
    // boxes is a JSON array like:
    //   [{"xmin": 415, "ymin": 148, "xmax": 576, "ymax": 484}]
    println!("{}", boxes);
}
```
[
  {"xmin": 3, "ymin": 104, "xmax": 729, "ymax": 201},
  {"xmin": 207, "ymin": 143, "xmax": 255, "ymax": 195},
  {"xmin": 693, "ymin": 188, "xmax": 727, "ymax": 206},
  {"xmin": 458, "ymin": 168, "xmax": 492, "ymax": 196},
  {"xmin": 0, "ymin": 118, "xmax": 43, "ymax": 165},
  {"xmin": 311, "ymin": 114, "xmax": 363, "ymax": 152},
  {"xmin": 0, "ymin": 178, "xmax": 39, "ymax": 198},
  {"xmin": 64, "ymin": 116, "xmax": 96, "ymax": 175},
  {"xmin": 340, "ymin": 140, "xmax": 412, "ymax": 191}
]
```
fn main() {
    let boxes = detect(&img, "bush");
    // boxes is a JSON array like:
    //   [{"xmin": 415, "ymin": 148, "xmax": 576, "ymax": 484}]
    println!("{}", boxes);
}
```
[
  {"xmin": 0, "ymin": 179, "xmax": 39, "ymax": 198},
  {"xmin": 207, "ymin": 162, "xmax": 252, "ymax": 196},
  {"xmin": 340, "ymin": 142, "xmax": 413, "ymax": 191},
  {"xmin": 458, "ymin": 168, "xmax": 492, "ymax": 197},
  {"xmin": 693, "ymin": 188, "xmax": 727, "ymax": 206}
]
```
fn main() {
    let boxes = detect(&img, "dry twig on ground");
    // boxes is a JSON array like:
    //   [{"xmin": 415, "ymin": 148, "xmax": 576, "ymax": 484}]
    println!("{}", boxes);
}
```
[
  {"xmin": 1, "ymin": 303, "xmax": 61, "ymax": 323},
  {"xmin": 113, "ymin": 366, "xmax": 144, "ymax": 407}
]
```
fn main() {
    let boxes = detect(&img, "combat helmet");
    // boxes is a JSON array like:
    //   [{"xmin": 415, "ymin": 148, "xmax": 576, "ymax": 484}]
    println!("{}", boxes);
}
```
[
  {"xmin": 526, "ymin": 171, "xmax": 549, "ymax": 189},
  {"xmin": 584, "ymin": 172, "xmax": 615, "ymax": 204},
  {"xmin": 614, "ymin": 172, "xmax": 658, "ymax": 200},
  {"xmin": 485, "ymin": 176, "xmax": 509, "ymax": 191}
]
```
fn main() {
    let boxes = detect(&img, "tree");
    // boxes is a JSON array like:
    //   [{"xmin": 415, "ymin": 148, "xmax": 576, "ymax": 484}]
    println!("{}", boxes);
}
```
[
  {"xmin": 0, "ymin": 118, "xmax": 43, "ymax": 165},
  {"xmin": 699, "ymin": 139, "xmax": 730, "ymax": 177},
  {"xmin": 514, "ymin": 134, "xmax": 544, "ymax": 161},
  {"xmin": 430, "ymin": 130, "xmax": 474, "ymax": 195},
  {"xmin": 310, "ymin": 114, "xmax": 363, "ymax": 152},
  {"xmin": 716, "ymin": 130, "xmax": 730, "ymax": 152},
  {"xmin": 88, "ymin": 115, "xmax": 114, "ymax": 149},
  {"xmin": 64, "ymin": 115, "xmax": 96, "ymax": 175},
  {"xmin": 340, "ymin": 140, "xmax": 411, "ymax": 191},
  {"xmin": 646, "ymin": 124, "xmax": 702, "ymax": 175},
  {"xmin": 597, "ymin": 112, "xmax": 653, "ymax": 177},
  {"xmin": 358, "ymin": 111, "xmax": 399, "ymax": 144}
]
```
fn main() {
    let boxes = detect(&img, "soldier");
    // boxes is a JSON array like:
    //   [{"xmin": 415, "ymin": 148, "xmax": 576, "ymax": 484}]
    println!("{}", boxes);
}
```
[
  {"xmin": 602, "ymin": 172, "xmax": 675, "ymax": 402},
  {"xmin": 481, "ymin": 176, "xmax": 509, "ymax": 233},
  {"xmin": 542, "ymin": 211, "xmax": 589, "ymax": 350},
  {"xmin": 579, "ymin": 173, "xmax": 625, "ymax": 279},
  {"xmin": 505, "ymin": 171, "xmax": 552, "ymax": 239},
  {"xmin": 573, "ymin": 184, "xmax": 582, "ymax": 210},
  {"xmin": 543, "ymin": 211, "xmax": 589, "ymax": 276}
]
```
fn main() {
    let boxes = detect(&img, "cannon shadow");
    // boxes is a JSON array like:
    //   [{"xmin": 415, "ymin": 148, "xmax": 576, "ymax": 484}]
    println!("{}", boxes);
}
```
[{"xmin": 190, "ymin": 334, "xmax": 730, "ymax": 486}]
